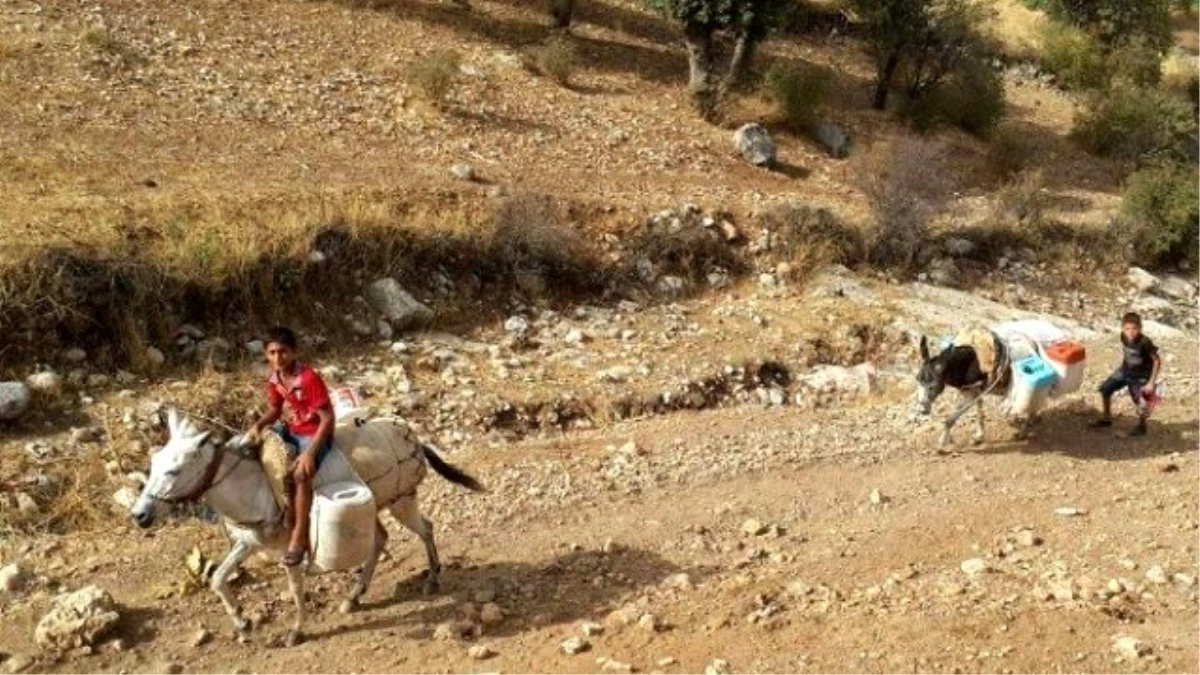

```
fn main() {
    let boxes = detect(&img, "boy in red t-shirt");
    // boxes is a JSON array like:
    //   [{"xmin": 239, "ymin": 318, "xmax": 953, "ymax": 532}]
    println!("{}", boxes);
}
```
[{"xmin": 248, "ymin": 326, "xmax": 335, "ymax": 566}]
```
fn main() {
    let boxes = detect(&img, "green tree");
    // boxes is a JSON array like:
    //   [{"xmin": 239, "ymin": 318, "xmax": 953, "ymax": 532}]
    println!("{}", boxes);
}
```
[
  {"xmin": 849, "ymin": 0, "xmax": 990, "ymax": 110},
  {"xmin": 1038, "ymin": 0, "xmax": 1172, "ymax": 53},
  {"xmin": 646, "ymin": 0, "xmax": 781, "ymax": 118}
]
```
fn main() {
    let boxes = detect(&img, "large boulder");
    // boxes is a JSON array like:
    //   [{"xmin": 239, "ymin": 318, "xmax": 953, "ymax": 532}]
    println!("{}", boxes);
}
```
[
  {"xmin": 365, "ymin": 279, "xmax": 434, "ymax": 330},
  {"xmin": 1127, "ymin": 267, "xmax": 1160, "ymax": 294},
  {"xmin": 733, "ymin": 123, "xmax": 776, "ymax": 167},
  {"xmin": 1156, "ymin": 275, "xmax": 1197, "ymax": 302},
  {"xmin": 0, "ymin": 382, "xmax": 31, "ymax": 421},
  {"xmin": 813, "ymin": 121, "xmax": 851, "ymax": 159},
  {"xmin": 34, "ymin": 586, "xmax": 121, "ymax": 651}
]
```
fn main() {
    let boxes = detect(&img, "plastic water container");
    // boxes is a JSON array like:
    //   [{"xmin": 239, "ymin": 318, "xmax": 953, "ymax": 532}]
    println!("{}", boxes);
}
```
[
  {"xmin": 309, "ymin": 481, "xmax": 376, "ymax": 571},
  {"xmin": 1043, "ymin": 340, "xmax": 1087, "ymax": 397},
  {"xmin": 1007, "ymin": 355, "xmax": 1057, "ymax": 416},
  {"xmin": 332, "ymin": 387, "xmax": 368, "ymax": 424}
]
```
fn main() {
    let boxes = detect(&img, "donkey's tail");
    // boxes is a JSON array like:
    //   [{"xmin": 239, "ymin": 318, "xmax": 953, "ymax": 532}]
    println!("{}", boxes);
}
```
[{"xmin": 421, "ymin": 444, "xmax": 487, "ymax": 493}]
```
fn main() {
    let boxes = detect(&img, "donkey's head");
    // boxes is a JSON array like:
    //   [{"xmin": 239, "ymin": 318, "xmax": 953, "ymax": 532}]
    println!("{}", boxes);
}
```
[
  {"xmin": 915, "ymin": 336, "xmax": 951, "ymax": 414},
  {"xmin": 130, "ymin": 409, "xmax": 216, "ymax": 528}
]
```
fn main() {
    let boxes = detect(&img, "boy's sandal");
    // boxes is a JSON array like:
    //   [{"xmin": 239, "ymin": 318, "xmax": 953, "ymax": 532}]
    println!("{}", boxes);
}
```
[{"xmin": 282, "ymin": 548, "xmax": 306, "ymax": 567}]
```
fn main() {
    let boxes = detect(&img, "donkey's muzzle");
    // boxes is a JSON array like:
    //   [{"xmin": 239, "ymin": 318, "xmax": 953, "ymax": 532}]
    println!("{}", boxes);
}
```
[{"xmin": 131, "ymin": 509, "xmax": 154, "ymax": 529}]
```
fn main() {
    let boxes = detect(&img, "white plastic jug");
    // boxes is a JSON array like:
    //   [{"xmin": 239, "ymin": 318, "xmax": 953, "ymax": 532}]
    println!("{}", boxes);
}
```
[
  {"xmin": 331, "ymin": 387, "xmax": 369, "ymax": 424},
  {"xmin": 309, "ymin": 481, "xmax": 376, "ymax": 571}
]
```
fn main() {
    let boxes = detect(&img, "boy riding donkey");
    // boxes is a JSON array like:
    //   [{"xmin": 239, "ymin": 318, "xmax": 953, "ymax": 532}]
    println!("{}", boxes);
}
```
[
  {"xmin": 1091, "ymin": 312, "xmax": 1162, "ymax": 437},
  {"xmin": 246, "ymin": 326, "xmax": 335, "ymax": 566}
]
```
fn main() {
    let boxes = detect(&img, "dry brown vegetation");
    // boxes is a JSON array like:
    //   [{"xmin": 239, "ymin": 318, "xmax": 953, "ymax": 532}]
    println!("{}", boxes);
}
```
[{"xmin": 0, "ymin": 0, "xmax": 1191, "ymax": 375}]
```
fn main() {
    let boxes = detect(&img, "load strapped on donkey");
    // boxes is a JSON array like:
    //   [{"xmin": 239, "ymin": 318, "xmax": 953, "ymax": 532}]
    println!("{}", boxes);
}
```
[{"xmin": 918, "ymin": 318, "xmax": 1090, "ymax": 448}]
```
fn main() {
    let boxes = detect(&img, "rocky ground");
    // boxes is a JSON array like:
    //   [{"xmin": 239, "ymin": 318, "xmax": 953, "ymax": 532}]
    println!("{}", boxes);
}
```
[{"xmin": 1, "ymin": 262, "xmax": 1197, "ymax": 674}]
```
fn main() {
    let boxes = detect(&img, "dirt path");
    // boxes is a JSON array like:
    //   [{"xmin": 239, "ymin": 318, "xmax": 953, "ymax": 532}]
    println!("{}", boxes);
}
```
[{"xmin": 2, "ymin": 333, "xmax": 1197, "ymax": 674}]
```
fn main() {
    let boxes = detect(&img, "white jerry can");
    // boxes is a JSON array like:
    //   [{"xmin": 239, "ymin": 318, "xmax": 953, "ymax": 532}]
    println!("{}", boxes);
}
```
[{"xmin": 309, "ymin": 481, "xmax": 376, "ymax": 571}]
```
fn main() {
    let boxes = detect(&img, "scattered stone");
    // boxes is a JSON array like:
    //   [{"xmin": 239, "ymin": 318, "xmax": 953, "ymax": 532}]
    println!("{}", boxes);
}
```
[
  {"xmin": 34, "ymin": 586, "xmax": 121, "ymax": 650},
  {"xmin": 706, "ymin": 659, "xmax": 731, "ymax": 675},
  {"xmin": 560, "ymin": 636, "xmax": 591, "ymax": 655},
  {"xmin": 63, "ymin": 348, "xmax": 87, "ymax": 363},
  {"xmin": 468, "ymin": 644, "xmax": 497, "ymax": 660},
  {"xmin": 451, "ymin": 163, "xmax": 476, "ymax": 181},
  {"xmin": 598, "ymin": 366, "xmax": 633, "ymax": 383},
  {"xmin": 733, "ymin": 123, "xmax": 776, "ymax": 166},
  {"xmin": 504, "ymin": 316, "xmax": 530, "ymax": 334},
  {"xmin": 14, "ymin": 493, "xmax": 37, "ymax": 515},
  {"xmin": 365, "ymin": 278, "xmax": 433, "ymax": 330},
  {"xmin": 1145, "ymin": 565, "xmax": 1169, "ymax": 585},
  {"xmin": 162, "ymin": 662, "xmax": 184, "ymax": 675},
  {"xmin": 479, "ymin": 603, "xmax": 504, "ymax": 625},
  {"xmin": 605, "ymin": 605, "xmax": 640, "ymax": 629},
  {"xmin": 1127, "ymin": 267, "xmax": 1160, "ymax": 294},
  {"xmin": 1054, "ymin": 507, "xmax": 1086, "ymax": 517},
  {"xmin": 70, "ymin": 426, "xmax": 103, "ymax": 445},
  {"xmin": 662, "ymin": 573, "xmax": 693, "ymax": 591},
  {"xmin": 145, "ymin": 347, "xmax": 166, "ymax": 367},
  {"xmin": 1112, "ymin": 635, "xmax": 1151, "ymax": 660},
  {"xmin": 741, "ymin": 519, "xmax": 767, "ymax": 537},
  {"xmin": 1173, "ymin": 573, "xmax": 1195, "ymax": 588},
  {"xmin": 1, "ymin": 563, "xmax": 27, "ymax": 594},
  {"xmin": 433, "ymin": 620, "xmax": 477, "ymax": 641},
  {"xmin": 813, "ymin": 121, "xmax": 851, "ymax": 159},
  {"xmin": 960, "ymin": 558, "xmax": 991, "ymax": 577},
  {"xmin": 944, "ymin": 237, "xmax": 976, "ymax": 258},
  {"xmin": 192, "ymin": 629, "xmax": 212, "ymax": 647},
  {"xmin": 869, "ymin": 489, "xmax": 886, "ymax": 505},
  {"xmin": 1015, "ymin": 529, "xmax": 1041, "ymax": 547},
  {"xmin": 598, "ymin": 657, "xmax": 634, "ymax": 673},
  {"xmin": 1050, "ymin": 580, "xmax": 1078, "ymax": 602},
  {"xmin": 4, "ymin": 654, "xmax": 34, "ymax": 674},
  {"xmin": 25, "ymin": 371, "xmax": 62, "ymax": 396},
  {"xmin": 657, "ymin": 276, "xmax": 687, "ymax": 296},
  {"xmin": 638, "ymin": 613, "xmax": 662, "ymax": 632},
  {"xmin": 0, "ymin": 382, "xmax": 31, "ymax": 421},
  {"xmin": 580, "ymin": 621, "xmax": 605, "ymax": 637},
  {"xmin": 1156, "ymin": 275, "xmax": 1196, "ymax": 301},
  {"xmin": 657, "ymin": 657, "xmax": 678, "ymax": 667},
  {"xmin": 564, "ymin": 329, "xmax": 587, "ymax": 345}
]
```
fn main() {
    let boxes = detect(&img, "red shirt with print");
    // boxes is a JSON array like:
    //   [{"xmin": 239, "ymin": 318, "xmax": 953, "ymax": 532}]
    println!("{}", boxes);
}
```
[{"xmin": 266, "ymin": 363, "xmax": 332, "ymax": 437}]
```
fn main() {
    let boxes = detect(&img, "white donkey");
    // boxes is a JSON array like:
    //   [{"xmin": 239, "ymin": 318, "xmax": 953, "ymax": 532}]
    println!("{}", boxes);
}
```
[{"xmin": 130, "ymin": 409, "xmax": 485, "ymax": 646}]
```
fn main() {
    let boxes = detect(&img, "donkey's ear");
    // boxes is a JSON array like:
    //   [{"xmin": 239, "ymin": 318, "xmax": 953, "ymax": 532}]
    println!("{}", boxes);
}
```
[
  {"xmin": 919, "ymin": 336, "xmax": 930, "ymax": 362},
  {"xmin": 167, "ymin": 408, "xmax": 181, "ymax": 437}
]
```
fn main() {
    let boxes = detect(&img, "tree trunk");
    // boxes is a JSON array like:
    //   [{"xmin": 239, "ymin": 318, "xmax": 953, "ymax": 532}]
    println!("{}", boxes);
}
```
[
  {"xmin": 683, "ymin": 21, "xmax": 717, "ymax": 119},
  {"xmin": 873, "ymin": 51, "xmax": 900, "ymax": 110},
  {"xmin": 549, "ymin": 0, "xmax": 575, "ymax": 28},
  {"xmin": 723, "ymin": 29, "xmax": 759, "ymax": 95}
]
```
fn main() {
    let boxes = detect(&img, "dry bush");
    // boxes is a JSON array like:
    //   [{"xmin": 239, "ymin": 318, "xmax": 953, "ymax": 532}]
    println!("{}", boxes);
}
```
[
  {"xmin": 856, "ymin": 137, "xmax": 950, "ymax": 270},
  {"xmin": 524, "ymin": 35, "xmax": 577, "ymax": 86},
  {"xmin": 987, "ymin": 123, "xmax": 1036, "ymax": 180},
  {"xmin": 407, "ymin": 50, "xmax": 462, "ymax": 107},
  {"xmin": 758, "ymin": 204, "xmax": 863, "ymax": 274},
  {"xmin": 764, "ymin": 62, "xmax": 831, "ymax": 133}
]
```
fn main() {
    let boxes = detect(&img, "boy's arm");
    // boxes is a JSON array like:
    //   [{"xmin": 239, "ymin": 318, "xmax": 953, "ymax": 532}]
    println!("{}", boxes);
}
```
[
  {"xmin": 1148, "ymin": 352, "xmax": 1162, "ymax": 386},
  {"xmin": 251, "ymin": 403, "xmax": 283, "ymax": 437},
  {"xmin": 307, "ymin": 408, "xmax": 334, "ymax": 456}
]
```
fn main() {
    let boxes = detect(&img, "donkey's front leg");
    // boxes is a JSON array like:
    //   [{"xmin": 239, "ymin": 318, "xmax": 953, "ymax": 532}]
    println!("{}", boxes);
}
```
[
  {"xmin": 972, "ymin": 395, "xmax": 986, "ymax": 445},
  {"xmin": 284, "ymin": 564, "xmax": 307, "ymax": 646},
  {"xmin": 211, "ymin": 539, "xmax": 256, "ymax": 641}
]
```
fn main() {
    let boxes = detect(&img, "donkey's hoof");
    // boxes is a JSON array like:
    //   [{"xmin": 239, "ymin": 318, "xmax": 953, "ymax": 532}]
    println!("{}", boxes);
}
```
[
  {"xmin": 285, "ymin": 629, "xmax": 305, "ymax": 647},
  {"xmin": 422, "ymin": 578, "xmax": 441, "ymax": 596},
  {"xmin": 339, "ymin": 598, "xmax": 359, "ymax": 614}
]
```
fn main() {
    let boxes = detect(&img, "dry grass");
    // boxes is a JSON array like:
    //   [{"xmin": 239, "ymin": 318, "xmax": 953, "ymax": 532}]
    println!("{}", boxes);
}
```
[
  {"xmin": 524, "ymin": 35, "xmax": 578, "ymax": 86},
  {"xmin": 406, "ymin": 49, "xmax": 462, "ymax": 108},
  {"xmin": 987, "ymin": 0, "xmax": 1052, "ymax": 62}
]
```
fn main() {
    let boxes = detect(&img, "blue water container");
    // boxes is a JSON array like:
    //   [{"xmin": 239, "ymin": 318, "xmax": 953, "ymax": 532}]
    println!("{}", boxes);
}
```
[{"xmin": 1013, "ymin": 355, "xmax": 1057, "ymax": 390}]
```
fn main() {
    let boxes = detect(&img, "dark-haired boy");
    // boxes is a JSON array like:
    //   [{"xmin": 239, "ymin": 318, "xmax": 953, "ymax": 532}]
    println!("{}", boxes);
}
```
[
  {"xmin": 248, "ymin": 326, "xmax": 335, "ymax": 565},
  {"xmin": 1090, "ymin": 312, "xmax": 1161, "ymax": 437}
]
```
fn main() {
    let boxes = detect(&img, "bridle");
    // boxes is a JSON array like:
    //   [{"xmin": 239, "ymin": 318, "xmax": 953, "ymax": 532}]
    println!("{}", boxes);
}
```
[{"xmin": 152, "ymin": 439, "xmax": 259, "ymax": 505}]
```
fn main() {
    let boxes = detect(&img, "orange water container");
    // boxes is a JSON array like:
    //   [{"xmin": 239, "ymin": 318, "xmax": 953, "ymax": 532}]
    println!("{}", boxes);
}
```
[{"xmin": 1043, "ymin": 340, "xmax": 1087, "ymax": 396}]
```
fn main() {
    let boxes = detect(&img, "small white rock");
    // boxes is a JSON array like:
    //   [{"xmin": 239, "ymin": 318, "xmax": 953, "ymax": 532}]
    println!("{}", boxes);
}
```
[
  {"xmin": 1, "ymin": 563, "xmax": 27, "ymax": 594},
  {"xmin": 960, "ymin": 558, "xmax": 991, "ymax": 577},
  {"xmin": 638, "ymin": 613, "xmax": 662, "ymax": 632},
  {"xmin": 1054, "ymin": 507, "xmax": 1086, "ymax": 517},
  {"xmin": 1112, "ymin": 635, "xmax": 1151, "ymax": 660},
  {"xmin": 741, "ymin": 519, "xmax": 767, "ymax": 537},
  {"xmin": 560, "ymin": 636, "xmax": 590, "ymax": 655},
  {"xmin": 580, "ymin": 621, "xmax": 605, "ymax": 637},
  {"xmin": 869, "ymin": 488, "xmax": 886, "ymax": 505},
  {"xmin": 1145, "ymin": 565, "xmax": 1169, "ymax": 585},
  {"xmin": 706, "ymin": 659, "xmax": 731, "ymax": 675},
  {"xmin": 468, "ymin": 644, "xmax": 497, "ymax": 660}
]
